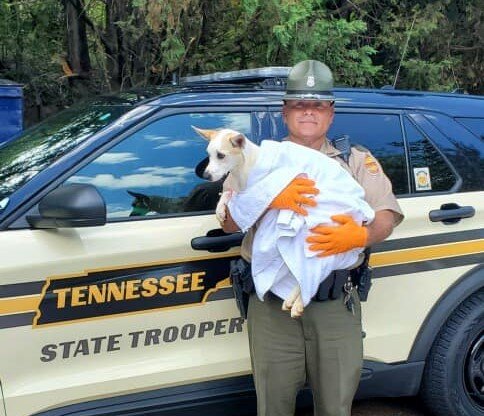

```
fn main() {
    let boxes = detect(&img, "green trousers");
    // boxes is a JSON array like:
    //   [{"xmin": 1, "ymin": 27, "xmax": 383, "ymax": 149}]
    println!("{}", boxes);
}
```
[{"xmin": 247, "ymin": 291, "xmax": 363, "ymax": 416}]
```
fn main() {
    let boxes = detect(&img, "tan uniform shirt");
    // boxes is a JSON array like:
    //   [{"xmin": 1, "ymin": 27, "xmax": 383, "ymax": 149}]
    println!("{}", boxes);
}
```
[{"xmin": 240, "ymin": 140, "xmax": 404, "ymax": 261}]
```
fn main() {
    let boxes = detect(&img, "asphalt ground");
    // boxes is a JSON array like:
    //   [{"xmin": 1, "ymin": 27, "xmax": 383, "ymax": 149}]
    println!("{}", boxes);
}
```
[
  {"xmin": 296, "ymin": 397, "xmax": 430, "ymax": 415},
  {"xmin": 351, "ymin": 397, "xmax": 429, "ymax": 415}
]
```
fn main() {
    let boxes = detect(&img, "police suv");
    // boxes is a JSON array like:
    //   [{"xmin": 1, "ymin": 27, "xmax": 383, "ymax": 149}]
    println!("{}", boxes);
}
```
[{"xmin": 0, "ymin": 68, "xmax": 482, "ymax": 416}]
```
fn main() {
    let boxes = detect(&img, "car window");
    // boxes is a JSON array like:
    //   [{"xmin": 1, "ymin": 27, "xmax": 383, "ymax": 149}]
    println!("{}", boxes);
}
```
[
  {"xmin": 270, "ymin": 111, "xmax": 408, "ymax": 194},
  {"xmin": 66, "ymin": 112, "xmax": 252, "ymax": 219},
  {"xmin": 404, "ymin": 118, "xmax": 457, "ymax": 193},
  {"xmin": 0, "ymin": 103, "xmax": 134, "ymax": 203},
  {"xmin": 455, "ymin": 117, "xmax": 484, "ymax": 140},
  {"xmin": 328, "ymin": 113, "xmax": 408, "ymax": 195}
]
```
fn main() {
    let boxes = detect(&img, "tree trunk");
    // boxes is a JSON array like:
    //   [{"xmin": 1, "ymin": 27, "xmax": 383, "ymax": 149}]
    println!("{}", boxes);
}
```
[
  {"xmin": 64, "ymin": 0, "xmax": 91, "ymax": 76},
  {"xmin": 105, "ymin": 0, "xmax": 131, "ymax": 90}
]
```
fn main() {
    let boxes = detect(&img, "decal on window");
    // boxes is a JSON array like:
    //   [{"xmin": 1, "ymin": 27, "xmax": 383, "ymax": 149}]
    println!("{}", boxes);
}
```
[{"xmin": 414, "ymin": 167, "xmax": 432, "ymax": 191}]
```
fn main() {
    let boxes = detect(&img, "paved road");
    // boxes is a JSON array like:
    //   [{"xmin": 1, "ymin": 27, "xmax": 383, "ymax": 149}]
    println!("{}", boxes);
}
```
[
  {"xmin": 297, "ymin": 397, "xmax": 430, "ymax": 415},
  {"xmin": 352, "ymin": 397, "xmax": 429, "ymax": 415}
]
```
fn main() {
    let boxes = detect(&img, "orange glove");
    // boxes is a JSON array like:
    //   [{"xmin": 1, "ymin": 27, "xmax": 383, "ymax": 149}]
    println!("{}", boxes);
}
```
[
  {"xmin": 306, "ymin": 214, "xmax": 368, "ymax": 257},
  {"xmin": 269, "ymin": 177, "xmax": 319, "ymax": 216}
]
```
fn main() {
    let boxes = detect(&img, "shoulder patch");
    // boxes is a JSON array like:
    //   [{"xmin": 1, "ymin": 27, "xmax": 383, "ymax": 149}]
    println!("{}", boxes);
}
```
[{"xmin": 364, "ymin": 154, "xmax": 380, "ymax": 175}]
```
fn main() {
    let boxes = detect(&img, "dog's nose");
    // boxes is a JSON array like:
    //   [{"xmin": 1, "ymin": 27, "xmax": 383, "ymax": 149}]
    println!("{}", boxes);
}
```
[{"xmin": 202, "ymin": 170, "xmax": 212, "ymax": 181}]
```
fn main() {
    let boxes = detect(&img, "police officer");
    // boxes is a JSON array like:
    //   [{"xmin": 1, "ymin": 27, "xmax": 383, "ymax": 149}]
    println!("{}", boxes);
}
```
[{"xmin": 223, "ymin": 60, "xmax": 404, "ymax": 416}]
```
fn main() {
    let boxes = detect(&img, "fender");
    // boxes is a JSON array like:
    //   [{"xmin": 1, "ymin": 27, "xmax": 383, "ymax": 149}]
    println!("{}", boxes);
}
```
[{"xmin": 408, "ymin": 264, "xmax": 484, "ymax": 362}]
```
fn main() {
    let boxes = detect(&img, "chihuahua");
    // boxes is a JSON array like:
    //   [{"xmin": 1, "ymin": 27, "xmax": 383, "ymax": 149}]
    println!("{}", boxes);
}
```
[{"xmin": 193, "ymin": 126, "xmax": 304, "ymax": 317}]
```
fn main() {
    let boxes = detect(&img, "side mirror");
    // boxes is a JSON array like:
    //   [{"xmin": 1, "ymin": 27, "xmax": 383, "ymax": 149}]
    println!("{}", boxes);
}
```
[{"xmin": 27, "ymin": 184, "xmax": 106, "ymax": 229}]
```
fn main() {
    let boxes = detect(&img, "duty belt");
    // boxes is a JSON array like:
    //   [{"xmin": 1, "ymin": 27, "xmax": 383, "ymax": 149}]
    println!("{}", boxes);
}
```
[{"xmin": 312, "ymin": 269, "xmax": 351, "ymax": 302}]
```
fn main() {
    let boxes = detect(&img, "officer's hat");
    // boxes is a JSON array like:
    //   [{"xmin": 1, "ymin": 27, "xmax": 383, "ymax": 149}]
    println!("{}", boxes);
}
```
[{"xmin": 284, "ymin": 60, "xmax": 337, "ymax": 102}]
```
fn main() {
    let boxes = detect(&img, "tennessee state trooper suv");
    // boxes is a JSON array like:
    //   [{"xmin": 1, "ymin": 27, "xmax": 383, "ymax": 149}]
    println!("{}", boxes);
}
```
[{"xmin": 0, "ymin": 68, "xmax": 482, "ymax": 416}]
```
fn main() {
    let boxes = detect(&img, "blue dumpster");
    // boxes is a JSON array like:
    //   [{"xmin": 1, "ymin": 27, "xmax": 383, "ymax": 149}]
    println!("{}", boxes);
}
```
[{"xmin": 0, "ymin": 79, "xmax": 23, "ymax": 144}]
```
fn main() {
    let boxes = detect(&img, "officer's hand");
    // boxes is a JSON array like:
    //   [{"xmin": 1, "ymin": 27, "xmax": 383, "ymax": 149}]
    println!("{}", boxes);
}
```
[
  {"xmin": 306, "ymin": 214, "xmax": 368, "ymax": 257},
  {"xmin": 269, "ymin": 177, "xmax": 319, "ymax": 216}
]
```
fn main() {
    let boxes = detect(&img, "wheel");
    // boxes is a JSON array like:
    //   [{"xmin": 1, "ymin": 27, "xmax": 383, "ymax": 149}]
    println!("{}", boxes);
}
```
[{"xmin": 420, "ymin": 288, "xmax": 484, "ymax": 416}]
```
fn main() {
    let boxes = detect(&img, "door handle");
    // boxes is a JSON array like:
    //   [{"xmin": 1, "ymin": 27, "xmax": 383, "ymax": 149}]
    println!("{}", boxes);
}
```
[
  {"xmin": 429, "ymin": 203, "xmax": 475, "ymax": 224},
  {"xmin": 191, "ymin": 228, "xmax": 244, "ymax": 252}
]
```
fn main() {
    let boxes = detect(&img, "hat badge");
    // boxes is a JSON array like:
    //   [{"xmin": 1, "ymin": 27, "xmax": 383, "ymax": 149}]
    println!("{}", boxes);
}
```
[{"xmin": 307, "ymin": 75, "xmax": 315, "ymax": 87}]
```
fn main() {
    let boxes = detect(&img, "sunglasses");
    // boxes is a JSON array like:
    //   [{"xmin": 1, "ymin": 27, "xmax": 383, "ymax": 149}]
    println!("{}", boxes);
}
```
[{"xmin": 286, "ymin": 101, "xmax": 334, "ymax": 111}]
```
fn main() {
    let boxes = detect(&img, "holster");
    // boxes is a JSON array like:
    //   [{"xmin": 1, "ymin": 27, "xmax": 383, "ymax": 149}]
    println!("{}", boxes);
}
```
[
  {"xmin": 229, "ymin": 258, "xmax": 254, "ymax": 319},
  {"xmin": 350, "ymin": 248, "xmax": 373, "ymax": 301},
  {"xmin": 312, "ymin": 269, "xmax": 350, "ymax": 301}
]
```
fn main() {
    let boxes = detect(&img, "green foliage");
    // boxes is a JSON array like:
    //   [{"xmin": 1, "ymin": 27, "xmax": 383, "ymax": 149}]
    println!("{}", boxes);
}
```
[
  {"xmin": 191, "ymin": 0, "xmax": 380, "ymax": 86},
  {"xmin": 0, "ymin": 1, "xmax": 67, "ymax": 109},
  {"xmin": 0, "ymin": 0, "xmax": 481, "ymax": 125},
  {"xmin": 402, "ymin": 58, "xmax": 458, "ymax": 91},
  {"xmin": 349, "ymin": 0, "xmax": 482, "ymax": 93}
]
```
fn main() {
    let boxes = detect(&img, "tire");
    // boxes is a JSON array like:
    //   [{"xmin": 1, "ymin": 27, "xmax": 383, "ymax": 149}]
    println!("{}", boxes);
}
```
[{"xmin": 420, "ymin": 288, "xmax": 484, "ymax": 416}]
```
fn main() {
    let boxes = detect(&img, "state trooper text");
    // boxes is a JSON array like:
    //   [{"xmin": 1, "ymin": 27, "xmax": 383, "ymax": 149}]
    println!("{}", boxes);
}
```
[{"xmin": 40, "ymin": 317, "xmax": 245, "ymax": 362}]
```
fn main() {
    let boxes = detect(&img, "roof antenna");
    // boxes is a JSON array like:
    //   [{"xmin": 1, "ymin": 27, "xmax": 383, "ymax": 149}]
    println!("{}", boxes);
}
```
[{"xmin": 393, "ymin": 14, "xmax": 417, "ymax": 89}]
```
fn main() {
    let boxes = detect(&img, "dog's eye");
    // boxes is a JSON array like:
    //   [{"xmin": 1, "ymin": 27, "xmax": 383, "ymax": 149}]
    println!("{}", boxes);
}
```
[{"xmin": 216, "ymin": 152, "xmax": 225, "ymax": 160}]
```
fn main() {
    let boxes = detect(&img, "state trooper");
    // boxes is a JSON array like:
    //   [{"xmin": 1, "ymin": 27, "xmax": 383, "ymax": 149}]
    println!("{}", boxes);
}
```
[{"xmin": 223, "ymin": 60, "xmax": 404, "ymax": 416}]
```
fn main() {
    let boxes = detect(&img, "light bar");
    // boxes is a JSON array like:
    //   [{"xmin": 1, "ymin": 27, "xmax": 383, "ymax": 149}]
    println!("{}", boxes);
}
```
[{"xmin": 181, "ymin": 67, "xmax": 291, "ymax": 84}]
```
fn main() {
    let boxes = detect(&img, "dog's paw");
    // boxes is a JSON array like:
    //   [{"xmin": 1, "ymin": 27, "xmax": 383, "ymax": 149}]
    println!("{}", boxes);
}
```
[
  {"xmin": 215, "ymin": 202, "xmax": 227, "ymax": 223},
  {"xmin": 215, "ymin": 191, "xmax": 233, "ymax": 224},
  {"xmin": 282, "ymin": 285, "xmax": 300, "ymax": 313},
  {"xmin": 216, "ymin": 209, "xmax": 226, "ymax": 223},
  {"xmin": 290, "ymin": 296, "xmax": 304, "ymax": 318},
  {"xmin": 282, "ymin": 299, "xmax": 293, "ymax": 311}
]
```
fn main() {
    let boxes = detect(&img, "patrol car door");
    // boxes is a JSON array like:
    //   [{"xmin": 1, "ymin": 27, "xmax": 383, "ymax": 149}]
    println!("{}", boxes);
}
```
[
  {"xmin": 270, "ymin": 108, "xmax": 482, "ymax": 365},
  {"xmin": 0, "ymin": 109, "xmax": 261, "ymax": 416},
  {"xmin": 328, "ymin": 110, "xmax": 482, "ymax": 365}
]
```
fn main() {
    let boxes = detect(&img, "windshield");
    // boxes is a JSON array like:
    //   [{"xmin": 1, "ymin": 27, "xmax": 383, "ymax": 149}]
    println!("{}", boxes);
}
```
[{"xmin": 0, "ymin": 99, "xmax": 134, "ymax": 203}]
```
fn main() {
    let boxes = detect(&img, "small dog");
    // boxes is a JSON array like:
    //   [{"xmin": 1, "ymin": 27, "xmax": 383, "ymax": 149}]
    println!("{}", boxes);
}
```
[
  {"xmin": 192, "ymin": 127, "xmax": 260, "ymax": 223},
  {"xmin": 193, "ymin": 126, "xmax": 304, "ymax": 317}
]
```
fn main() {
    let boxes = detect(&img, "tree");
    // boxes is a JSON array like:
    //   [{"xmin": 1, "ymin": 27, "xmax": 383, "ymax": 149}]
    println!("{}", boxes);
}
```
[
  {"xmin": 63, "ymin": 0, "xmax": 91, "ymax": 78},
  {"xmin": 345, "ymin": 0, "xmax": 483, "ymax": 93},
  {"xmin": 0, "ymin": 0, "xmax": 481, "ymax": 126}
]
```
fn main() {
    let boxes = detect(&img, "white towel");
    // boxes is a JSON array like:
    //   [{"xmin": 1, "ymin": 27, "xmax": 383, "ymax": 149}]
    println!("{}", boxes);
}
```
[{"xmin": 228, "ymin": 140, "xmax": 375, "ymax": 306}]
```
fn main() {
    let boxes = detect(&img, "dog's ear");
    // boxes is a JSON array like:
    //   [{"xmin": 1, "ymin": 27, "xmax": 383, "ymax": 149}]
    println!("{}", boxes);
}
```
[
  {"xmin": 230, "ymin": 133, "xmax": 246, "ymax": 149},
  {"xmin": 192, "ymin": 126, "xmax": 218, "ymax": 141},
  {"xmin": 127, "ymin": 190, "xmax": 150, "ymax": 206},
  {"xmin": 127, "ymin": 190, "xmax": 144, "ymax": 199}
]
